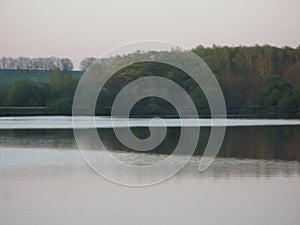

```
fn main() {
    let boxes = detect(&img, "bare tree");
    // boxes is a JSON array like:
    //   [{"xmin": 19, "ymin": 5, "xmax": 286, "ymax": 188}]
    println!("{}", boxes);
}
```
[
  {"xmin": 80, "ymin": 57, "xmax": 97, "ymax": 71},
  {"xmin": 0, "ymin": 57, "xmax": 74, "ymax": 70},
  {"xmin": 60, "ymin": 58, "xmax": 73, "ymax": 71}
]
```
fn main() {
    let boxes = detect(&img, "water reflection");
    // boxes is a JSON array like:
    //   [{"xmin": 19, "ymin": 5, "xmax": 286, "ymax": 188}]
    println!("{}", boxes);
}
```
[
  {"xmin": 1, "ymin": 126, "xmax": 300, "ymax": 225},
  {"xmin": 0, "ymin": 126, "xmax": 300, "ymax": 162},
  {"xmin": 0, "ymin": 129, "xmax": 76, "ymax": 149}
]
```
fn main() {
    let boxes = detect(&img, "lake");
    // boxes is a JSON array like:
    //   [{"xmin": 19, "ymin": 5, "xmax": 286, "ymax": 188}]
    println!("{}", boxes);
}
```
[{"xmin": 0, "ymin": 116, "xmax": 300, "ymax": 225}]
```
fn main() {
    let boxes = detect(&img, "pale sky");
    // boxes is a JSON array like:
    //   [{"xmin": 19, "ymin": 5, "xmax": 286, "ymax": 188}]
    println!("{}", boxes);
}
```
[{"xmin": 0, "ymin": 0, "xmax": 299, "ymax": 68}]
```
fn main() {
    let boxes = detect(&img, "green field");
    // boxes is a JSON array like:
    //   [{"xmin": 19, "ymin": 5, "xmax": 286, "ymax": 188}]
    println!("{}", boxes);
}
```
[{"xmin": 0, "ymin": 69, "xmax": 83, "ymax": 84}]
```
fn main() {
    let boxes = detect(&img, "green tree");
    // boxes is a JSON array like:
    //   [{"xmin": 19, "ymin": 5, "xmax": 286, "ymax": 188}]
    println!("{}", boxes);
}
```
[
  {"xmin": 46, "ymin": 69, "xmax": 78, "ymax": 114},
  {"xmin": 293, "ymin": 88, "xmax": 300, "ymax": 111},
  {"xmin": 0, "ymin": 84, "xmax": 9, "ymax": 106},
  {"xmin": 5, "ymin": 79, "xmax": 45, "ymax": 107},
  {"xmin": 258, "ymin": 76, "xmax": 294, "ymax": 111}
]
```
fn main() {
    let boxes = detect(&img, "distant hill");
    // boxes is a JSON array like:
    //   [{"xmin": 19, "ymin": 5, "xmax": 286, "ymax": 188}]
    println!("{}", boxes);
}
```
[{"xmin": 0, "ymin": 69, "xmax": 84, "ymax": 84}]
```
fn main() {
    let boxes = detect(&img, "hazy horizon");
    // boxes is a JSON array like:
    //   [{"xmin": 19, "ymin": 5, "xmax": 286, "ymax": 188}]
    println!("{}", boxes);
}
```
[{"xmin": 1, "ymin": 0, "xmax": 299, "ymax": 69}]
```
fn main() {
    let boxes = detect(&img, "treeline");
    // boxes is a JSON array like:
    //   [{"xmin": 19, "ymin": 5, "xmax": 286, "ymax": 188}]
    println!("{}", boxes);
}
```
[
  {"xmin": 0, "ymin": 57, "xmax": 73, "ymax": 71},
  {"xmin": 0, "ymin": 56, "xmax": 95, "ymax": 71},
  {"xmin": 192, "ymin": 45, "xmax": 300, "ymax": 113},
  {"xmin": 0, "ymin": 45, "xmax": 300, "ymax": 116},
  {"xmin": 0, "ymin": 69, "xmax": 79, "ymax": 114},
  {"xmin": 193, "ymin": 45, "xmax": 300, "ymax": 104}
]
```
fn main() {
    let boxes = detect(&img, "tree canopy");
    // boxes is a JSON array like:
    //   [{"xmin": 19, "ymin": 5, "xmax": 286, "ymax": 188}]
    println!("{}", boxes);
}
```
[{"xmin": 0, "ymin": 44, "xmax": 300, "ymax": 116}]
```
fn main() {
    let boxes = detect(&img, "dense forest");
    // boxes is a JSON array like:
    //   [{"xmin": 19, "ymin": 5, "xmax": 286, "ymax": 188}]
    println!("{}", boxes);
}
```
[{"xmin": 0, "ymin": 45, "xmax": 299, "ymax": 117}]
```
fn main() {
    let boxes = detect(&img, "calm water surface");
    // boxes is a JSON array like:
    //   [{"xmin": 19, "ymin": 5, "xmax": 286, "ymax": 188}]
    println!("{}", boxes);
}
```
[{"xmin": 0, "ymin": 117, "xmax": 300, "ymax": 225}]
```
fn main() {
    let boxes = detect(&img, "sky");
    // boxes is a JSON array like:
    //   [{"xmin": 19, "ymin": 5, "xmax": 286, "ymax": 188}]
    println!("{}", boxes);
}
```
[{"xmin": 0, "ymin": 0, "xmax": 299, "ymax": 69}]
